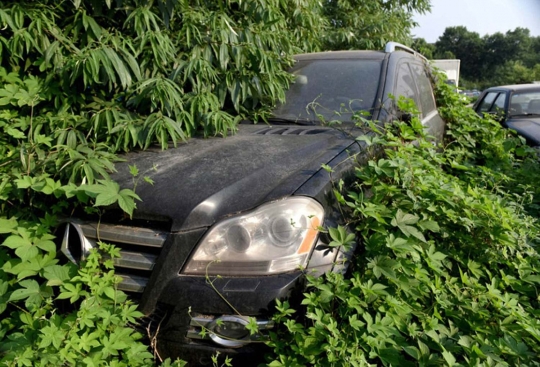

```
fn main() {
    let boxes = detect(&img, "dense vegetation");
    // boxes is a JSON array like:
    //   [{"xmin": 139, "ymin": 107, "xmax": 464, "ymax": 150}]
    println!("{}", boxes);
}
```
[
  {"xmin": 0, "ymin": 0, "xmax": 435, "ymax": 366},
  {"xmin": 413, "ymin": 26, "xmax": 540, "ymax": 89},
  {"xmin": 268, "ymin": 81, "xmax": 540, "ymax": 366},
  {"xmin": 2, "ymin": 0, "xmax": 540, "ymax": 366}
]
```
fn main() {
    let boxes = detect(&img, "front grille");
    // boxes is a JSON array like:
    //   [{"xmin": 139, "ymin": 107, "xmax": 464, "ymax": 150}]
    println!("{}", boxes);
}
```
[{"xmin": 59, "ymin": 221, "xmax": 168, "ymax": 293}]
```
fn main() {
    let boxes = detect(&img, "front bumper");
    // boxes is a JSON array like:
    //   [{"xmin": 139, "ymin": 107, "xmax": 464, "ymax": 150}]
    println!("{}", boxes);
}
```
[{"xmin": 147, "ymin": 272, "xmax": 305, "ymax": 364}]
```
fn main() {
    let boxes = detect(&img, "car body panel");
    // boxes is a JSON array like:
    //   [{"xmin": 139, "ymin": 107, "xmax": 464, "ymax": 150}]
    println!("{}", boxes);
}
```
[
  {"xmin": 112, "ymin": 125, "xmax": 356, "ymax": 232},
  {"xmin": 505, "ymin": 117, "xmax": 540, "ymax": 145}
]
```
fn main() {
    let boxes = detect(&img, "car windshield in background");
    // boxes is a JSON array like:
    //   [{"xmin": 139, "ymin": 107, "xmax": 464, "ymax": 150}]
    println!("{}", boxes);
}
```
[
  {"xmin": 510, "ymin": 90, "xmax": 540, "ymax": 116},
  {"xmin": 272, "ymin": 59, "xmax": 382, "ymax": 123}
]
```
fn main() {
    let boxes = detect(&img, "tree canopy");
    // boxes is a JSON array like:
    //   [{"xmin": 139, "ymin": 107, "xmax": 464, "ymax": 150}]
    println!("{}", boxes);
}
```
[
  {"xmin": 414, "ymin": 26, "xmax": 540, "ymax": 88},
  {"xmin": 0, "ymin": 0, "xmax": 432, "ymax": 157},
  {"xmin": 321, "ymin": 0, "xmax": 430, "ymax": 51}
]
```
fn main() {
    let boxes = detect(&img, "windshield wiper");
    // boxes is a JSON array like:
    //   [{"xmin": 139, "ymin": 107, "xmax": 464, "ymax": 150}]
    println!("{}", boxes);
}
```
[{"xmin": 265, "ymin": 117, "xmax": 316, "ymax": 125}]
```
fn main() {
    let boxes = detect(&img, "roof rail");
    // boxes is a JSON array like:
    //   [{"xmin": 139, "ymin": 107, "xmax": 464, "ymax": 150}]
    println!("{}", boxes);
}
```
[{"xmin": 385, "ymin": 41, "xmax": 427, "ymax": 61}]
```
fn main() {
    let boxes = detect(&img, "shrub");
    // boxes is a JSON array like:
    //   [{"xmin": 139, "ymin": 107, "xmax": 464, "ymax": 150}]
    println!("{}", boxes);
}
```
[{"xmin": 267, "ymin": 83, "xmax": 540, "ymax": 366}]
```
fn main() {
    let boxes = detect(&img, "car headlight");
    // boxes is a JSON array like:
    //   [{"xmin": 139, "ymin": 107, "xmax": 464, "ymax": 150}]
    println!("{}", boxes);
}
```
[{"xmin": 182, "ymin": 197, "xmax": 324, "ymax": 276}]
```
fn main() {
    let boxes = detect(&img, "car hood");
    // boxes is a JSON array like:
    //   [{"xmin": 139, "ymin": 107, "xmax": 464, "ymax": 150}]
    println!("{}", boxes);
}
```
[
  {"xmin": 506, "ymin": 117, "xmax": 540, "ymax": 145},
  {"xmin": 112, "ymin": 124, "xmax": 356, "ymax": 232}
]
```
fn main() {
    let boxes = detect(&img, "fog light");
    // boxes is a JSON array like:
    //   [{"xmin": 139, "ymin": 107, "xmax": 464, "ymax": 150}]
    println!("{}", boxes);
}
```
[
  {"xmin": 208, "ymin": 315, "xmax": 250, "ymax": 348},
  {"xmin": 215, "ymin": 321, "xmax": 249, "ymax": 339}
]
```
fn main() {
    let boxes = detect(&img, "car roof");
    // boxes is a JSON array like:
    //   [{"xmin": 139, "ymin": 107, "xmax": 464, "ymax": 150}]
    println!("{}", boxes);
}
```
[
  {"xmin": 294, "ymin": 50, "xmax": 386, "ymax": 61},
  {"xmin": 485, "ymin": 84, "xmax": 540, "ymax": 92}
]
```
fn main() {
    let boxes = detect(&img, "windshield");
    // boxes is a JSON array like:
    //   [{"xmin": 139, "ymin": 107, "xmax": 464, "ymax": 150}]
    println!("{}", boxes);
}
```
[
  {"xmin": 272, "ymin": 59, "xmax": 382, "ymax": 123},
  {"xmin": 509, "ymin": 91, "xmax": 540, "ymax": 116}
]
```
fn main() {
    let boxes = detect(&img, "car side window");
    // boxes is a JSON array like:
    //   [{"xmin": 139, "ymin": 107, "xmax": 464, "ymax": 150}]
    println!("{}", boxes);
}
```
[
  {"xmin": 478, "ymin": 92, "xmax": 498, "ymax": 113},
  {"xmin": 395, "ymin": 63, "xmax": 422, "ymax": 116},
  {"xmin": 490, "ymin": 93, "xmax": 507, "ymax": 113},
  {"xmin": 410, "ymin": 62, "xmax": 436, "ymax": 114}
]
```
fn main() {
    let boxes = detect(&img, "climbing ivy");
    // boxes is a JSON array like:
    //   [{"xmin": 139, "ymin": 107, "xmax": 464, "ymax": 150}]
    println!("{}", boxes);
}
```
[{"xmin": 268, "ymin": 82, "xmax": 540, "ymax": 366}]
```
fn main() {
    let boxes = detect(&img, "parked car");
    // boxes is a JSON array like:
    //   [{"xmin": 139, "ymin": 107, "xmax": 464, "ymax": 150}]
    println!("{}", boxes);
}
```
[
  {"xmin": 57, "ymin": 42, "xmax": 444, "ymax": 365},
  {"xmin": 473, "ymin": 84, "xmax": 540, "ymax": 146}
]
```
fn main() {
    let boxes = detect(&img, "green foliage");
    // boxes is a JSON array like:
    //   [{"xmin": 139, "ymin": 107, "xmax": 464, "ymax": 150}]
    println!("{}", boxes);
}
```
[
  {"xmin": 0, "ymin": 0, "xmax": 324, "ymax": 145},
  {"xmin": 0, "ymin": 0, "xmax": 435, "ymax": 152},
  {"xmin": 0, "ymin": 1, "xmax": 460, "ymax": 365},
  {"xmin": 321, "ymin": 0, "xmax": 431, "ymax": 51},
  {"xmin": 267, "ymin": 82, "xmax": 540, "ymax": 365},
  {"xmin": 422, "ymin": 26, "xmax": 540, "ymax": 88},
  {"xmin": 0, "ymin": 221, "xmax": 153, "ymax": 366}
]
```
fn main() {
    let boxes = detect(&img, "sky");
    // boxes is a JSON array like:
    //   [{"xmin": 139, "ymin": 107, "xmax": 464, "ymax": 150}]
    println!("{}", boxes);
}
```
[{"xmin": 412, "ymin": 0, "xmax": 540, "ymax": 43}]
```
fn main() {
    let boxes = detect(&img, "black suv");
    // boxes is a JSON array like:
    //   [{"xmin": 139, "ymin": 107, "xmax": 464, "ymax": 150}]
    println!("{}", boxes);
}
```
[
  {"xmin": 473, "ymin": 84, "xmax": 540, "ymax": 146},
  {"xmin": 58, "ymin": 42, "xmax": 443, "ymax": 364}
]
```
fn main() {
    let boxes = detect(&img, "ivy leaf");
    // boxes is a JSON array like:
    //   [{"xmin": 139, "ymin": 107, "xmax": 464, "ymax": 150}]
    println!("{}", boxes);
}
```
[
  {"xmin": 6, "ymin": 127, "xmax": 25, "ymax": 139},
  {"xmin": 80, "ymin": 180, "xmax": 140, "ymax": 216},
  {"xmin": 15, "ymin": 244, "xmax": 39, "ymax": 261},
  {"xmin": 104, "ymin": 286, "xmax": 118, "ymax": 301},
  {"xmin": 94, "ymin": 181, "xmax": 121, "ymax": 207},
  {"xmin": 0, "ymin": 84, "xmax": 19, "ymax": 106},
  {"xmin": 39, "ymin": 324, "xmax": 65, "ymax": 349},
  {"xmin": 35, "ymin": 238, "xmax": 56, "ymax": 254},
  {"xmin": 391, "ymin": 209, "xmax": 419, "ymax": 226},
  {"xmin": 117, "ymin": 189, "xmax": 140, "ymax": 217},
  {"xmin": 15, "ymin": 176, "xmax": 34, "ymax": 189},
  {"xmin": 0, "ymin": 218, "xmax": 18, "ymax": 234},
  {"xmin": 0, "ymin": 280, "xmax": 9, "ymax": 314},
  {"xmin": 328, "ymin": 225, "xmax": 355, "ymax": 249},
  {"xmin": 9, "ymin": 279, "xmax": 40, "ymax": 302},
  {"xmin": 3, "ymin": 234, "xmax": 32, "ymax": 250},
  {"xmin": 418, "ymin": 220, "xmax": 440, "ymax": 232},
  {"xmin": 442, "ymin": 350, "xmax": 456, "ymax": 365},
  {"xmin": 2, "ymin": 233, "xmax": 48, "ymax": 261},
  {"xmin": 418, "ymin": 339, "xmax": 430, "ymax": 356},
  {"xmin": 368, "ymin": 256, "xmax": 396, "ymax": 279},
  {"xmin": 57, "ymin": 282, "xmax": 83, "ymax": 303},
  {"xmin": 43, "ymin": 265, "xmax": 72, "ymax": 286},
  {"xmin": 128, "ymin": 164, "xmax": 139, "ymax": 177},
  {"xmin": 348, "ymin": 315, "xmax": 365, "ymax": 331},
  {"xmin": 386, "ymin": 234, "xmax": 416, "ymax": 254},
  {"xmin": 427, "ymin": 244, "xmax": 447, "ymax": 262},
  {"xmin": 403, "ymin": 346, "xmax": 421, "ymax": 360},
  {"xmin": 391, "ymin": 210, "xmax": 426, "ymax": 242},
  {"xmin": 79, "ymin": 331, "xmax": 101, "ymax": 352}
]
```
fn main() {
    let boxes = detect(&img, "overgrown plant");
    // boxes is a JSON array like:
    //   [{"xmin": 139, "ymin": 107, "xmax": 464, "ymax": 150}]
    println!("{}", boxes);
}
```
[
  {"xmin": 0, "ymin": 0, "xmax": 323, "ymax": 148},
  {"xmin": 0, "ymin": 1, "xmax": 473, "ymax": 365},
  {"xmin": 0, "ymin": 2, "xmax": 320, "ymax": 361},
  {"xmin": 0, "ymin": 222, "xmax": 155, "ymax": 366},
  {"xmin": 267, "ymin": 83, "xmax": 540, "ymax": 366}
]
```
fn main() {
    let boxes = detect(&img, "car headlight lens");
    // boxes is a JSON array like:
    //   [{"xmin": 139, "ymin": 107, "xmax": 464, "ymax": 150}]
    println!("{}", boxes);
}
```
[{"xmin": 182, "ymin": 197, "xmax": 324, "ymax": 275}]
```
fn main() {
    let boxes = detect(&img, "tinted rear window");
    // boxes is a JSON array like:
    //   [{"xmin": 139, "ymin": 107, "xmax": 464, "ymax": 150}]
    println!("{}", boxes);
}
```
[{"xmin": 272, "ymin": 59, "xmax": 383, "ymax": 122}]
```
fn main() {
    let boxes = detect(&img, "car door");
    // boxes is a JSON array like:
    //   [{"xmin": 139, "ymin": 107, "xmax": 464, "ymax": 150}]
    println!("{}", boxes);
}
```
[{"xmin": 394, "ymin": 60, "xmax": 445, "ymax": 142}]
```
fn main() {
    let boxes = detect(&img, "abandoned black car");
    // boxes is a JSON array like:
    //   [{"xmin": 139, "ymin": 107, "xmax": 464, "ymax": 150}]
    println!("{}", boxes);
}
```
[
  {"xmin": 58, "ymin": 42, "xmax": 444, "ymax": 364},
  {"xmin": 473, "ymin": 84, "xmax": 540, "ymax": 146}
]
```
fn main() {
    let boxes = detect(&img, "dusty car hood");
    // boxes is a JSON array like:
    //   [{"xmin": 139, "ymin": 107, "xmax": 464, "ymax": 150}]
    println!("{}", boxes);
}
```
[
  {"xmin": 112, "ymin": 124, "xmax": 356, "ymax": 232},
  {"xmin": 505, "ymin": 117, "xmax": 540, "ymax": 145}
]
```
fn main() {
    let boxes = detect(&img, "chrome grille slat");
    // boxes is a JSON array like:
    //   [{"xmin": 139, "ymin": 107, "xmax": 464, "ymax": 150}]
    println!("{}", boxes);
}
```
[
  {"xmin": 117, "ymin": 275, "xmax": 149, "ymax": 293},
  {"xmin": 62, "ymin": 221, "xmax": 168, "ymax": 293},
  {"xmin": 79, "ymin": 223, "xmax": 167, "ymax": 247},
  {"xmin": 107, "ymin": 251, "xmax": 158, "ymax": 270}
]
